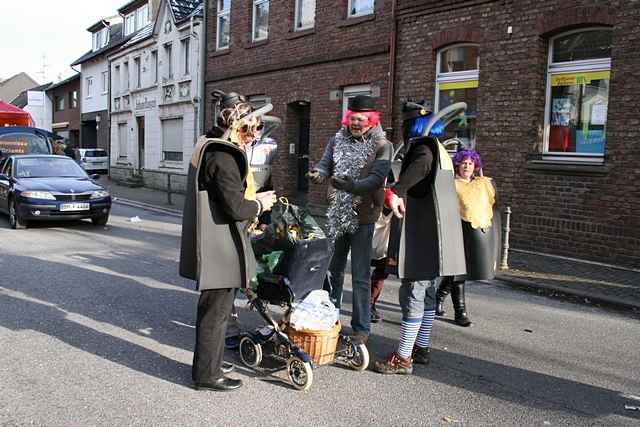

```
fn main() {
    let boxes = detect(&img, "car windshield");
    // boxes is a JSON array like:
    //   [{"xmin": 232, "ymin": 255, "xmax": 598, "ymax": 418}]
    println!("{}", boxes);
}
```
[
  {"xmin": 84, "ymin": 149, "xmax": 107, "ymax": 158},
  {"xmin": 15, "ymin": 157, "xmax": 87, "ymax": 178},
  {"xmin": 0, "ymin": 132, "xmax": 50, "ymax": 155}
]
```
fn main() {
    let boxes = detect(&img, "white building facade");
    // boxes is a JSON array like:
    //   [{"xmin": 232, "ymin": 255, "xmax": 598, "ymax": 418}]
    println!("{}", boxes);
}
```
[{"xmin": 108, "ymin": 0, "xmax": 203, "ymax": 190}]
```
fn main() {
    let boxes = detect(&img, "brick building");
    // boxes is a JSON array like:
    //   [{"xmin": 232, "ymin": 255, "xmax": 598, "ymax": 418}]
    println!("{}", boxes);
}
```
[
  {"xmin": 204, "ymin": 0, "xmax": 639, "ymax": 268},
  {"xmin": 46, "ymin": 74, "xmax": 81, "ymax": 149},
  {"xmin": 204, "ymin": 0, "xmax": 393, "ymax": 205},
  {"xmin": 392, "ymin": 0, "xmax": 639, "ymax": 267}
]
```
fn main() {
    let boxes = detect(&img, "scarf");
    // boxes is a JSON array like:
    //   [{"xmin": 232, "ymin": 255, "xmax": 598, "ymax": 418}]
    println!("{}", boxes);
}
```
[{"xmin": 326, "ymin": 126, "xmax": 380, "ymax": 241}]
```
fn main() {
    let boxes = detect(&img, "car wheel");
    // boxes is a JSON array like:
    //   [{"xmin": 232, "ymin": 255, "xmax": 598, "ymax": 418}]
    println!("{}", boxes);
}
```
[
  {"xmin": 92, "ymin": 215, "xmax": 109, "ymax": 226},
  {"xmin": 8, "ymin": 199, "xmax": 26, "ymax": 230}
]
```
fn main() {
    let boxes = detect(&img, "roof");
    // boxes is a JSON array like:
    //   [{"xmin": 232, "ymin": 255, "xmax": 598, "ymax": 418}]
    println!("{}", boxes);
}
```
[
  {"xmin": 10, "ymin": 83, "xmax": 53, "ymax": 108},
  {"xmin": 46, "ymin": 74, "xmax": 80, "ymax": 91},
  {"xmin": 71, "ymin": 23, "xmax": 129, "ymax": 66},
  {"xmin": 118, "ymin": 0, "xmax": 148, "ymax": 15},
  {"xmin": 87, "ymin": 15, "xmax": 121, "ymax": 32},
  {"xmin": 0, "ymin": 72, "xmax": 39, "ymax": 103},
  {"xmin": 170, "ymin": 0, "xmax": 202, "ymax": 24},
  {"xmin": 123, "ymin": 22, "xmax": 154, "ymax": 47}
]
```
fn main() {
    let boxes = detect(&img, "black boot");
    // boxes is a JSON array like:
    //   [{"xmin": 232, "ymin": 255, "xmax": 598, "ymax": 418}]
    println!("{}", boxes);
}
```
[
  {"xmin": 435, "ymin": 278, "xmax": 451, "ymax": 317},
  {"xmin": 451, "ymin": 281, "xmax": 472, "ymax": 327}
]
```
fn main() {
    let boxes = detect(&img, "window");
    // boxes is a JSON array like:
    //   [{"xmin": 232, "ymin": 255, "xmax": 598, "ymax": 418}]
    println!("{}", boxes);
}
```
[
  {"xmin": 118, "ymin": 123, "xmax": 128, "ymax": 158},
  {"xmin": 161, "ymin": 118, "xmax": 184, "ymax": 162},
  {"xmin": 151, "ymin": 50, "xmax": 158, "ymax": 84},
  {"xmin": 70, "ymin": 90, "xmax": 78, "ymax": 108},
  {"xmin": 134, "ymin": 57, "xmax": 141, "ymax": 89},
  {"xmin": 136, "ymin": 4, "xmax": 149, "ymax": 29},
  {"xmin": 348, "ymin": 0, "xmax": 374, "ymax": 17},
  {"xmin": 101, "ymin": 71, "xmax": 108, "ymax": 93},
  {"xmin": 92, "ymin": 27, "xmax": 109, "ymax": 51},
  {"xmin": 164, "ymin": 43, "xmax": 173, "ymax": 80},
  {"xmin": 181, "ymin": 38, "xmax": 190, "ymax": 76},
  {"xmin": 86, "ymin": 77, "xmax": 94, "ymax": 98},
  {"xmin": 113, "ymin": 65, "xmax": 120, "ymax": 94},
  {"xmin": 435, "ymin": 44, "xmax": 480, "ymax": 149},
  {"xmin": 295, "ymin": 0, "xmax": 315, "ymax": 30},
  {"xmin": 55, "ymin": 96, "xmax": 65, "ymax": 111},
  {"xmin": 216, "ymin": 0, "xmax": 231, "ymax": 50},
  {"xmin": 252, "ymin": 0, "xmax": 269, "ymax": 42},
  {"xmin": 125, "ymin": 13, "xmax": 135, "ymax": 35},
  {"xmin": 342, "ymin": 84, "xmax": 372, "ymax": 116},
  {"xmin": 544, "ymin": 28, "xmax": 612, "ymax": 159},
  {"xmin": 123, "ymin": 61, "xmax": 130, "ymax": 90}
]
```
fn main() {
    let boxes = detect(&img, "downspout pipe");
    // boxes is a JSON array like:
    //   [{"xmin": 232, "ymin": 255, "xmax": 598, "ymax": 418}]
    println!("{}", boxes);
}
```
[
  {"xmin": 199, "ymin": 1, "xmax": 207, "ymax": 136},
  {"xmin": 386, "ymin": 0, "xmax": 398, "ymax": 140}
]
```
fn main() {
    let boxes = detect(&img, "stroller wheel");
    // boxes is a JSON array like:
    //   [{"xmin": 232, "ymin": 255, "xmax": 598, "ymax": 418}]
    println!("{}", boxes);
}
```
[
  {"xmin": 347, "ymin": 343, "xmax": 370, "ymax": 371},
  {"xmin": 239, "ymin": 336, "xmax": 263, "ymax": 368},
  {"xmin": 287, "ymin": 357, "xmax": 313, "ymax": 391}
]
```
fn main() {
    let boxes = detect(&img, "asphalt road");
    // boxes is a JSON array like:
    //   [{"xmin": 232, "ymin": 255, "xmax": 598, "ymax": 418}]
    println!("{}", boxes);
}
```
[{"xmin": 0, "ymin": 204, "xmax": 639, "ymax": 426}]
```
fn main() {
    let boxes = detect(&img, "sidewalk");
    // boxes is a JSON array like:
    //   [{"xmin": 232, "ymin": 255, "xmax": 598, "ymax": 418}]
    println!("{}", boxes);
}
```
[{"xmin": 103, "ymin": 178, "xmax": 640, "ymax": 313}]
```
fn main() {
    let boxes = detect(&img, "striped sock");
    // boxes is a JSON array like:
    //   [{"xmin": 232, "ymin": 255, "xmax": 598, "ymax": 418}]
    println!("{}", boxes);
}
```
[
  {"xmin": 415, "ymin": 310, "xmax": 436, "ymax": 349},
  {"xmin": 397, "ymin": 317, "xmax": 422, "ymax": 359}
]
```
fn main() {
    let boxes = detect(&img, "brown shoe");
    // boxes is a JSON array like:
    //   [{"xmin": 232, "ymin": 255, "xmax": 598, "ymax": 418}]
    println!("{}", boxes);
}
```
[
  {"xmin": 374, "ymin": 352, "xmax": 413, "ymax": 375},
  {"xmin": 412, "ymin": 346, "xmax": 431, "ymax": 365}
]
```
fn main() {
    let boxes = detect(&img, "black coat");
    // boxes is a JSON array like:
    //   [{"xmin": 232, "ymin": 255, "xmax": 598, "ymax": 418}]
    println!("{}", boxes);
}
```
[
  {"xmin": 388, "ymin": 137, "xmax": 466, "ymax": 281},
  {"xmin": 179, "ymin": 137, "xmax": 259, "ymax": 291}
]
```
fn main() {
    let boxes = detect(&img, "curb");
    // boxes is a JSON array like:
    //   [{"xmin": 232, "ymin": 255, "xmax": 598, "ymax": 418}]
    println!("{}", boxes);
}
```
[
  {"xmin": 113, "ymin": 197, "xmax": 183, "ymax": 218},
  {"xmin": 492, "ymin": 275, "xmax": 640, "ymax": 313}
]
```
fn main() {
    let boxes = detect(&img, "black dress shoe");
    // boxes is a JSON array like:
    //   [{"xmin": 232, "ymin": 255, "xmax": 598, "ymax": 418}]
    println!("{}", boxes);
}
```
[
  {"xmin": 194, "ymin": 376, "xmax": 243, "ymax": 392},
  {"xmin": 222, "ymin": 361, "xmax": 235, "ymax": 374}
]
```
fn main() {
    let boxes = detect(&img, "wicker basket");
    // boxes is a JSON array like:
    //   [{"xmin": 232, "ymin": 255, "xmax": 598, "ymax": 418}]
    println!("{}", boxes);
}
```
[{"xmin": 285, "ymin": 321, "xmax": 341, "ymax": 365}]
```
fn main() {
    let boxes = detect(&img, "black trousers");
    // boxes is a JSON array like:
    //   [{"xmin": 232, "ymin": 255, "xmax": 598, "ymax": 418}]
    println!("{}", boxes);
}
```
[{"xmin": 192, "ymin": 288, "xmax": 235, "ymax": 383}]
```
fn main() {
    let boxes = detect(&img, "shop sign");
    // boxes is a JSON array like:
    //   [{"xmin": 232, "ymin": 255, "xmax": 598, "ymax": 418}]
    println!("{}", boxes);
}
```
[{"xmin": 551, "ymin": 71, "xmax": 610, "ymax": 87}]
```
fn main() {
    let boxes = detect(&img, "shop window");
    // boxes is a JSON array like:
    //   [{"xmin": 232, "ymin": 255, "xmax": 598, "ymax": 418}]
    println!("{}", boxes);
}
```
[
  {"xmin": 435, "ymin": 44, "xmax": 479, "ymax": 149},
  {"xmin": 544, "ymin": 28, "xmax": 612, "ymax": 160},
  {"xmin": 342, "ymin": 84, "xmax": 372, "ymax": 117},
  {"xmin": 348, "ymin": 0, "xmax": 374, "ymax": 17},
  {"xmin": 295, "ymin": 0, "xmax": 315, "ymax": 30},
  {"xmin": 216, "ymin": 0, "xmax": 231, "ymax": 50},
  {"xmin": 252, "ymin": 0, "xmax": 270, "ymax": 42}
]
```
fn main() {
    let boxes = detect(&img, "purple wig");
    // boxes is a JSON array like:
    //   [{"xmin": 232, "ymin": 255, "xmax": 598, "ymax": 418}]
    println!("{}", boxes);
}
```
[{"xmin": 453, "ymin": 150, "xmax": 482, "ymax": 170}]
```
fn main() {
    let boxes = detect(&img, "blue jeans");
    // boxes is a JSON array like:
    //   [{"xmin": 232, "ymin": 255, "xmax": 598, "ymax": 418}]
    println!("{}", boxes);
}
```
[{"xmin": 327, "ymin": 223, "xmax": 374, "ymax": 336}]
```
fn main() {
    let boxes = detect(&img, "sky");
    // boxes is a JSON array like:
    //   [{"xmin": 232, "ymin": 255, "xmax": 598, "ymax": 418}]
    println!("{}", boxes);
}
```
[{"xmin": 0, "ymin": 0, "xmax": 128, "ymax": 85}]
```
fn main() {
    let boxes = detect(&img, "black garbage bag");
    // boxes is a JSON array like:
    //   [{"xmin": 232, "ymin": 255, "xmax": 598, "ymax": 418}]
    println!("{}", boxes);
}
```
[{"xmin": 251, "ymin": 199, "xmax": 325, "ymax": 256}]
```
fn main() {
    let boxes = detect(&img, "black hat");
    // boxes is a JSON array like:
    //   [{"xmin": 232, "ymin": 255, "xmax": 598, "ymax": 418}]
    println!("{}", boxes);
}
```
[
  {"xmin": 221, "ymin": 92, "xmax": 247, "ymax": 109},
  {"xmin": 348, "ymin": 95, "xmax": 376, "ymax": 112},
  {"xmin": 401, "ymin": 100, "xmax": 432, "ymax": 122}
]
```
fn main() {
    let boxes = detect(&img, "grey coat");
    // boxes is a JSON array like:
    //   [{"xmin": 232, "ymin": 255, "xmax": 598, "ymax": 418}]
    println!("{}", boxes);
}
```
[
  {"xmin": 390, "ymin": 137, "xmax": 466, "ymax": 281},
  {"xmin": 179, "ymin": 136, "xmax": 259, "ymax": 291}
]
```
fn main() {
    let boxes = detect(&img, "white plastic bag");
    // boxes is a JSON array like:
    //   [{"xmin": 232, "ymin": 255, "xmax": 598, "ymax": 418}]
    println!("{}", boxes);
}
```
[{"xmin": 289, "ymin": 290, "xmax": 338, "ymax": 331}]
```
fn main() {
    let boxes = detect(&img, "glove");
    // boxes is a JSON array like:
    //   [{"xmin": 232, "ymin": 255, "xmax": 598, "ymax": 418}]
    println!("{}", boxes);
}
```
[
  {"xmin": 306, "ymin": 170, "xmax": 326, "ymax": 184},
  {"xmin": 331, "ymin": 176, "xmax": 355, "ymax": 192}
]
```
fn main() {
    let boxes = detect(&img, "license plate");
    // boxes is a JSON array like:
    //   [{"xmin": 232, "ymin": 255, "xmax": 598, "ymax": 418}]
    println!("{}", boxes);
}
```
[{"xmin": 60, "ymin": 202, "xmax": 90, "ymax": 211}]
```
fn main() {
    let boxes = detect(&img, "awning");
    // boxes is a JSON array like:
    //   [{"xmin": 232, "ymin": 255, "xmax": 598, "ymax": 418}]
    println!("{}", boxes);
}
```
[{"xmin": 0, "ymin": 101, "xmax": 34, "ymax": 127}]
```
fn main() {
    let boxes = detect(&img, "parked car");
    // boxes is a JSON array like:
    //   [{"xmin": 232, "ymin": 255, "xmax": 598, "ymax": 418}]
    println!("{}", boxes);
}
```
[
  {"xmin": 74, "ymin": 148, "xmax": 109, "ymax": 174},
  {"xmin": 0, "ymin": 126, "xmax": 53, "ymax": 160},
  {"xmin": 0, "ymin": 154, "xmax": 111, "ymax": 229}
]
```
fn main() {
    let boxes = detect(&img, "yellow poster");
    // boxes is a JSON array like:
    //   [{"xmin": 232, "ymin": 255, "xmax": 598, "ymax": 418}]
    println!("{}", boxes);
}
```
[
  {"xmin": 439, "ymin": 80, "xmax": 479, "ymax": 91},
  {"xmin": 551, "ymin": 71, "xmax": 610, "ymax": 87}
]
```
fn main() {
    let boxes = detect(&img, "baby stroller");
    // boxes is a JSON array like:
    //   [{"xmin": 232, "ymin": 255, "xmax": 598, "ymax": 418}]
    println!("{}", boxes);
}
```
[{"xmin": 239, "ymin": 236, "xmax": 370, "ymax": 391}]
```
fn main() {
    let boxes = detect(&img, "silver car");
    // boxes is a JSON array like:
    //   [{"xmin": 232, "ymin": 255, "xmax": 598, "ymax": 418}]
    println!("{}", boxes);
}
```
[{"xmin": 75, "ymin": 148, "xmax": 109, "ymax": 174}]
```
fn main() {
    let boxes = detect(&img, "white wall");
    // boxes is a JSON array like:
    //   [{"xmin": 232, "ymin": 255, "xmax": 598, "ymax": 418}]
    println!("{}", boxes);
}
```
[
  {"xmin": 81, "ymin": 58, "xmax": 109, "ymax": 113},
  {"xmin": 23, "ymin": 90, "xmax": 52, "ymax": 131},
  {"xmin": 108, "ymin": 0, "xmax": 203, "ymax": 172}
]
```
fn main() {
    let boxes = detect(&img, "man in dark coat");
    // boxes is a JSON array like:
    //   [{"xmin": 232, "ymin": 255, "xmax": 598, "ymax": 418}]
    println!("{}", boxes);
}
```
[
  {"xmin": 307, "ymin": 95, "xmax": 392, "ymax": 344},
  {"xmin": 180, "ymin": 101, "xmax": 276, "ymax": 391},
  {"xmin": 374, "ymin": 101, "xmax": 466, "ymax": 375}
]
